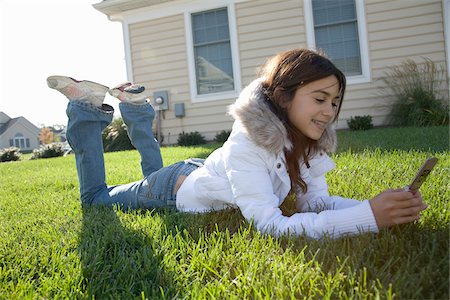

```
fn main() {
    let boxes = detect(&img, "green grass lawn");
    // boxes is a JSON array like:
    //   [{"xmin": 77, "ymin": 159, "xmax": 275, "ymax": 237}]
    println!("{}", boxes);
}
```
[{"xmin": 0, "ymin": 126, "xmax": 448, "ymax": 299}]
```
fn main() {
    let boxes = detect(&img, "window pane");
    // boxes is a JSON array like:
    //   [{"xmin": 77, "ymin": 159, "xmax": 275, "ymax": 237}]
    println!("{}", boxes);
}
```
[
  {"xmin": 195, "ymin": 43, "xmax": 234, "ymax": 94},
  {"xmin": 192, "ymin": 13, "xmax": 204, "ymax": 28},
  {"xmin": 205, "ymin": 11, "xmax": 216, "ymax": 27},
  {"xmin": 216, "ymin": 9, "xmax": 228, "ymax": 24},
  {"xmin": 205, "ymin": 27, "xmax": 217, "ymax": 42},
  {"xmin": 192, "ymin": 8, "xmax": 230, "ymax": 44},
  {"xmin": 192, "ymin": 8, "xmax": 234, "ymax": 95},
  {"xmin": 193, "ymin": 29, "xmax": 206, "ymax": 44},
  {"xmin": 312, "ymin": 0, "xmax": 362, "ymax": 76},
  {"xmin": 217, "ymin": 25, "xmax": 229, "ymax": 40},
  {"xmin": 313, "ymin": 0, "xmax": 355, "ymax": 25}
]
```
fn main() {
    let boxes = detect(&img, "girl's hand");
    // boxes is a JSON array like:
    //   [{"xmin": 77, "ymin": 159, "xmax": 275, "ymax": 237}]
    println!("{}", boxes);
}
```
[{"xmin": 369, "ymin": 188, "xmax": 427, "ymax": 229}]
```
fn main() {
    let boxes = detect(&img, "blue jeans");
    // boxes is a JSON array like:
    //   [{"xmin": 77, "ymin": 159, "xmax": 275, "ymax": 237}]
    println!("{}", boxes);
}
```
[{"xmin": 66, "ymin": 100, "xmax": 202, "ymax": 209}]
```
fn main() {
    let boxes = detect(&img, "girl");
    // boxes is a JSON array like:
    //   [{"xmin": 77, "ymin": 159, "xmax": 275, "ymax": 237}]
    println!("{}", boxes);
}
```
[{"xmin": 48, "ymin": 48, "xmax": 426, "ymax": 239}]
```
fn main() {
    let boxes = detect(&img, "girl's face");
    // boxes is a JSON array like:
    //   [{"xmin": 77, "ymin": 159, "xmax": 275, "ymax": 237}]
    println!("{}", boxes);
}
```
[{"xmin": 286, "ymin": 75, "xmax": 340, "ymax": 140}]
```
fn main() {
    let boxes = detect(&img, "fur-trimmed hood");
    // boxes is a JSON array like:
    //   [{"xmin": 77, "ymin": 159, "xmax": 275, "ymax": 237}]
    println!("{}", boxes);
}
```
[{"xmin": 228, "ymin": 78, "xmax": 337, "ymax": 154}]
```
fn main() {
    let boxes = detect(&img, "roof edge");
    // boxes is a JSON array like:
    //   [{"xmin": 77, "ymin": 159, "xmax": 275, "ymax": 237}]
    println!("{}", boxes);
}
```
[
  {"xmin": 93, "ymin": 0, "xmax": 173, "ymax": 16},
  {"xmin": 92, "ymin": 0, "xmax": 123, "ymax": 15}
]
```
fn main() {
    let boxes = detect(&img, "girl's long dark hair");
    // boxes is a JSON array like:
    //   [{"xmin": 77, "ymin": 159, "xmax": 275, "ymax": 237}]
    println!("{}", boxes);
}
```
[{"xmin": 261, "ymin": 48, "xmax": 346, "ymax": 194}]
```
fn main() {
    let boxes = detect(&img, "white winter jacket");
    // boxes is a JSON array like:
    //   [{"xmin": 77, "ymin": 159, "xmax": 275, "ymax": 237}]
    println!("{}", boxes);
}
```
[{"xmin": 177, "ymin": 79, "xmax": 378, "ymax": 239}]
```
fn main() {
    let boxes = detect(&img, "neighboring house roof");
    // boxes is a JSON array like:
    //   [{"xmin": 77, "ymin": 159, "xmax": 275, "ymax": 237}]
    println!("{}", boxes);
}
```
[
  {"xmin": 0, "ymin": 117, "xmax": 20, "ymax": 136},
  {"xmin": 0, "ymin": 112, "xmax": 40, "ymax": 137}
]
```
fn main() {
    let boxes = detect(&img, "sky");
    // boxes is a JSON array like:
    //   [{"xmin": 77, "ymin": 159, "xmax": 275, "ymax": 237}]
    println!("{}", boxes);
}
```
[{"xmin": 0, "ymin": 0, "xmax": 127, "ymax": 127}]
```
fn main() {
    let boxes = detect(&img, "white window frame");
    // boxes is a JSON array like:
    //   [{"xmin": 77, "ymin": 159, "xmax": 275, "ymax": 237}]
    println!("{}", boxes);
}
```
[
  {"xmin": 14, "ymin": 133, "xmax": 26, "ymax": 149},
  {"xmin": 304, "ymin": 0, "xmax": 371, "ymax": 85},
  {"xmin": 185, "ymin": 3, "xmax": 241, "ymax": 103}
]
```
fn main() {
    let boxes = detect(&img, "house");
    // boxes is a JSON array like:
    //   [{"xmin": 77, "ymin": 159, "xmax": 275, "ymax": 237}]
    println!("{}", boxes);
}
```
[
  {"xmin": 94, "ymin": 0, "xmax": 449, "ymax": 145},
  {"xmin": 0, "ymin": 112, "xmax": 40, "ymax": 152}
]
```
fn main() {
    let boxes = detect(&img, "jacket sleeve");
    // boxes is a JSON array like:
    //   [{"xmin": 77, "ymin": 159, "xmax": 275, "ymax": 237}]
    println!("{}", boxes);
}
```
[
  {"xmin": 297, "ymin": 174, "xmax": 363, "ymax": 212},
  {"xmin": 223, "ymin": 141, "xmax": 378, "ymax": 239},
  {"xmin": 296, "ymin": 154, "xmax": 362, "ymax": 212},
  {"xmin": 296, "ymin": 179, "xmax": 362, "ymax": 212}
]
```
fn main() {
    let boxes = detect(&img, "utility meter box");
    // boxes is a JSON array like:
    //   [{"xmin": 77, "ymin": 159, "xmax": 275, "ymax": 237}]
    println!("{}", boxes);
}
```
[{"xmin": 152, "ymin": 91, "xmax": 169, "ymax": 111}]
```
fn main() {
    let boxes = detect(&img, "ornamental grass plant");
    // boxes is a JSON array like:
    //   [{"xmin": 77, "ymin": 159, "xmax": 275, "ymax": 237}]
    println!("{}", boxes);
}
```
[
  {"xmin": 0, "ymin": 126, "xmax": 448, "ymax": 299},
  {"xmin": 379, "ymin": 58, "xmax": 449, "ymax": 127},
  {"xmin": 102, "ymin": 117, "xmax": 135, "ymax": 152}
]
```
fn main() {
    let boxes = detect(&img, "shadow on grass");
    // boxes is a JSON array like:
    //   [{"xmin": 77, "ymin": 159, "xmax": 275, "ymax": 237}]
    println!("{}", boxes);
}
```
[
  {"xmin": 78, "ymin": 205, "xmax": 178, "ymax": 299},
  {"xmin": 77, "ymin": 204, "xmax": 449, "ymax": 299},
  {"xmin": 75, "ymin": 143, "xmax": 227, "ymax": 298},
  {"xmin": 77, "ymin": 205, "xmax": 248, "ymax": 298},
  {"xmin": 275, "ymin": 221, "xmax": 449, "ymax": 299},
  {"xmin": 146, "ymin": 207, "xmax": 449, "ymax": 299},
  {"xmin": 156, "ymin": 207, "xmax": 247, "ymax": 239}
]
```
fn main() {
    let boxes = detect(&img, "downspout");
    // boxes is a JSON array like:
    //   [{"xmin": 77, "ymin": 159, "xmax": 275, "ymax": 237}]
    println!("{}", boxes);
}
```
[
  {"xmin": 106, "ymin": 14, "xmax": 163, "ymax": 144},
  {"xmin": 95, "ymin": 7, "xmax": 167, "ymax": 144},
  {"xmin": 108, "ymin": 14, "xmax": 134, "ymax": 82}
]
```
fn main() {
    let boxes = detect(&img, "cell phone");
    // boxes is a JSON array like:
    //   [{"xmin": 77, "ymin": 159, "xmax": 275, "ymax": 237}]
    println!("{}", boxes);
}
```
[{"xmin": 406, "ymin": 157, "xmax": 438, "ymax": 192}]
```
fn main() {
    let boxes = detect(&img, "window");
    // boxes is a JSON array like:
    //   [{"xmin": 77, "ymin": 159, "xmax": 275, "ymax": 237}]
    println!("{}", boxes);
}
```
[
  {"xmin": 313, "ymin": 0, "xmax": 361, "ymax": 75},
  {"xmin": 304, "ymin": 0, "xmax": 370, "ymax": 83},
  {"xmin": 185, "ymin": 4, "xmax": 241, "ymax": 102},
  {"xmin": 13, "ymin": 133, "xmax": 26, "ymax": 149},
  {"xmin": 192, "ymin": 8, "xmax": 234, "ymax": 94}
]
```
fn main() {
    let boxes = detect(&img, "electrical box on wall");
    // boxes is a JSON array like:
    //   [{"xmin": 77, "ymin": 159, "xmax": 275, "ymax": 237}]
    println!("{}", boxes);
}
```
[
  {"xmin": 152, "ymin": 91, "xmax": 169, "ymax": 111},
  {"xmin": 174, "ymin": 103, "xmax": 185, "ymax": 118}
]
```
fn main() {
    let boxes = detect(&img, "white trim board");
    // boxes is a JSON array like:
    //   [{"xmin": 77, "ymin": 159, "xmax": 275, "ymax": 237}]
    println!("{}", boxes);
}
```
[
  {"xmin": 108, "ymin": 0, "xmax": 251, "ymax": 24},
  {"xmin": 444, "ymin": 0, "xmax": 450, "ymax": 86},
  {"xmin": 121, "ymin": 22, "xmax": 133, "ymax": 82}
]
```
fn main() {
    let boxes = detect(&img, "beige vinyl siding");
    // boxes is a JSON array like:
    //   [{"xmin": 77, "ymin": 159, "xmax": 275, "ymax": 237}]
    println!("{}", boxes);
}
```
[
  {"xmin": 236, "ymin": 0, "xmax": 446, "ymax": 128},
  {"xmin": 236, "ymin": 0, "xmax": 306, "ymax": 85},
  {"xmin": 340, "ymin": 0, "xmax": 447, "ymax": 127},
  {"xmin": 126, "ymin": 0, "xmax": 447, "ymax": 142},
  {"xmin": 129, "ymin": 14, "xmax": 235, "ymax": 143}
]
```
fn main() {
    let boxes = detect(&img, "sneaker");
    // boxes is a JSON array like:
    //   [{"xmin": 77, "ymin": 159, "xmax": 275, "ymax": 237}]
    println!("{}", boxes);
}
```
[
  {"xmin": 47, "ymin": 75, "xmax": 109, "ymax": 107},
  {"xmin": 109, "ymin": 82, "xmax": 148, "ymax": 104}
]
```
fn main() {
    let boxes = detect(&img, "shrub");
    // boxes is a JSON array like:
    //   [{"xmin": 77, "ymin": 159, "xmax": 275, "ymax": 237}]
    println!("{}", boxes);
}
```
[
  {"xmin": 347, "ymin": 115, "xmax": 373, "ymax": 131},
  {"xmin": 31, "ymin": 143, "xmax": 65, "ymax": 159},
  {"xmin": 380, "ymin": 58, "xmax": 449, "ymax": 127},
  {"xmin": 0, "ymin": 147, "xmax": 21, "ymax": 162},
  {"xmin": 177, "ymin": 131, "xmax": 206, "ymax": 146},
  {"xmin": 102, "ymin": 118, "xmax": 135, "ymax": 152},
  {"xmin": 214, "ymin": 130, "xmax": 231, "ymax": 143}
]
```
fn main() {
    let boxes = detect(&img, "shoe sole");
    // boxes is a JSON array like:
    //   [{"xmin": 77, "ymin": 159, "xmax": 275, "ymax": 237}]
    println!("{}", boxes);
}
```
[
  {"xmin": 47, "ymin": 75, "xmax": 109, "ymax": 107},
  {"xmin": 82, "ymin": 80, "xmax": 109, "ymax": 94},
  {"xmin": 124, "ymin": 85, "xmax": 145, "ymax": 94},
  {"xmin": 47, "ymin": 75, "xmax": 109, "ymax": 92},
  {"xmin": 109, "ymin": 85, "xmax": 148, "ymax": 103},
  {"xmin": 47, "ymin": 75, "xmax": 74, "ymax": 89}
]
